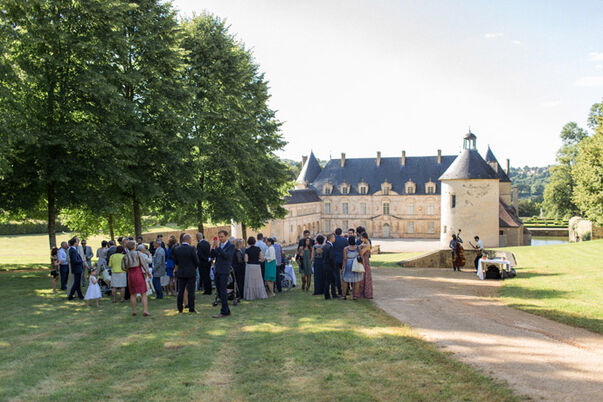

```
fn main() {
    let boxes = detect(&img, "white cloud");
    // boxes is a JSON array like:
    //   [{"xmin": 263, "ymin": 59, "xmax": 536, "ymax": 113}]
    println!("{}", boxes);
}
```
[
  {"xmin": 575, "ymin": 76, "xmax": 603, "ymax": 87},
  {"xmin": 588, "ymin": 52, "xmax": 603, "ymax": 61},
  {"xmin": 540, "ymin": 100, "xmax": 561, "ymax": 108},
  {"xmin": 512, "ymin": 40, "xmax": 522, "ymax": 45},
  {"xmin": 484, "ymin": 32, "xmax": 503, "ymax": 39}
]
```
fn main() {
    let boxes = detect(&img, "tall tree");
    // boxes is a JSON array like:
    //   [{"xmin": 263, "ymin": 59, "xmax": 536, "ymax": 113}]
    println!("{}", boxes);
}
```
[
  {"xmin": 0, "ymin": 0, "xmax": 124, "ymax": 248},
  {"xmin": 108, "ymin": 0, "xmax": 192, "ymax": 237},
  {"xmin": 175, "ymin": 14, "xmax": 290, "ymax": 232},
  {"xmin": 572, "ymin": 123, "xmax": 603, "ymax": 225}
]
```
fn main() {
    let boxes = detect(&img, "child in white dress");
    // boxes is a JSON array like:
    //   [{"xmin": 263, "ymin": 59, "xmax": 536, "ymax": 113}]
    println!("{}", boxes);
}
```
[{"xmin": 85, "ymin": 268, "xmax": 102, "ymax": 306}]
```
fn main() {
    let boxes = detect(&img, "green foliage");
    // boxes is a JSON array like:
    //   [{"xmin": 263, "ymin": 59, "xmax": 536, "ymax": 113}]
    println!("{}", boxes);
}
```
[
  {"xmin": 517, "ymin": 199, "xmax": 541, "ymax": 217},
  {"xmin": 572, "ymin": 127, "xmax": 603, "ymax": 226},
  {"xmin": 508, "ymin": 166, "xmax": 550, "ymax": 200},
  {"xmin": 0, "ymin": 222, "xmax": 70, "ymax": 236},
  {"xmin": 543, "ymin": 164, "xmax": 578, "ymax": 219}
]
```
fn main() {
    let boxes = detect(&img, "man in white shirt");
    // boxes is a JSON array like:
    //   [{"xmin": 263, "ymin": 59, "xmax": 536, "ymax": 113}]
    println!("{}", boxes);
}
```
[
  {"xmin": 57, "ymin": 242, "xmax": 69, "ymax": 290},
  {"xmin": 472, "ymin": 236, "xmax": 484, "ymax": 272}
]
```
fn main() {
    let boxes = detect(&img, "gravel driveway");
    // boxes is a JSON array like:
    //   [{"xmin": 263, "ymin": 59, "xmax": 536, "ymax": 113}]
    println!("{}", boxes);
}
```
[{"xmin": 372, "ymin": 268, "xmax": 603, "ymax": 401}]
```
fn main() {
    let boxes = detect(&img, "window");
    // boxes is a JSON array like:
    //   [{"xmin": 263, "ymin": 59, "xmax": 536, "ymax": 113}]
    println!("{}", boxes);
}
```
[
  {"xmin": 342, "ymin": 186, "xmax": 349, "ymax": 194},
  {"xmin": 325, "ymin": 220, "xmax": 331, "ymax": 232},
  {"xmin": 323, "ymin": 184, "xmax": 332, "ymax": 195},
  {"xmin": 407, "ymin": 203, "xmax": 414, "ymax": 215},
  {"xmin": 427, "ymin": 203, "xmax": 434, "ymax": 215},
  {"xmin": 443, "ymin": 224, "xmax": 447, "ymax": 234},
  {"xmin": 427, "ymin": 222, "xmax": 435, "ymax": 234},
  {"xmin": 325, "ymin": 202, "xmax": 331, "ymax": 214},
  {"xmin": 451, "ymin": 194, "xmax": 456, "ymax": 208},
  {"xmin": 405, "ymin": 180, "xmax": 416, "ymax": 194},
  {"xmin": 343, "ymin": 220, "xmax": 348, "ymax": 230},
  {"xmin": 383, "ymin": 187, "xmax": 389, "ymax": 195},
  {"xmin": 290, "ymin": 225, "xmax": 294, "ymax": 233},
  {"xmin": 360, "ymin": 202, "xmax": 367, "ymax": 215},
  {"xmin": 383, "ymin": 202, "xmax": 390, "ymax": 215},
  {"xmin": 425, "ymin": 181, "xmax": 436, "ymax": 194},
  {"xmin": 342, "ymin": 203, "xmax": 349, "ymax": 214},
  {"xmin": 359, "ymin": 185, "xmax": 368, "ymax": 194},
  {"xmin": 406, "ymin": 186, "xmax": 415, "ymax": 194},
  {"xmin": 407, "ymin": 221, "xmax": 414, "ymax": 233}
]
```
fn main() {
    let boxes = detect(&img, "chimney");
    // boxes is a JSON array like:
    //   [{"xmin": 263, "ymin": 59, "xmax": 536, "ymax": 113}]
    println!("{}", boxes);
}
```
[
  {"xmin": 401, "ymin": 150, "xmax": 406, "ymax": 166},
  {"xmin": 340, "ymin": 153, "xmax": 346, "ymax": 168},
  {"xmin": 376, "ymin": 151, "xmax": 381, "ymax": 166},
  {"xmin": 437, "ymin": 149, "xmax": 442, "ymax": 164},
  {"xmin": 301, "ymin": 155, "xmax": 308, "ymax": 166},
  {"xmin": 506, "ymin": 159, "xmax": 510, "ymax": 175}
]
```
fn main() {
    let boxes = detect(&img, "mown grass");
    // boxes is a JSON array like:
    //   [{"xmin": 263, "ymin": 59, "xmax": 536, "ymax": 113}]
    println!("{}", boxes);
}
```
[
  {"xmin": 499, "ymin": 239, "xmax": 603, "ymax": 334},
  {"xmin": 370, "ymin": 252, "xmax": 425, "ymax": 267},
  {"xmin": 0, "ymin": 269, "xmax": 518, "ymax": 401},
  {"xmin": 0, "ymin": 226, "xmax": 185, "ymax": 267}
]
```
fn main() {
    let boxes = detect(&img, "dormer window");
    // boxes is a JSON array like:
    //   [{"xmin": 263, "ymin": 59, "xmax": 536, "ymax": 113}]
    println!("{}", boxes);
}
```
[
  {"xmin": 323, "ymin": 183, "xmax": 333, "ymax": 195},
  {"xmin": 425, "ymin": 181, "xmax": 436, "ymax": 194},
  {"xmin": 405, "ymin": 180, "xmax": 416, "ymax": 194},
  {"xmin": 381, "ymin": 181, "xmax": 392, "ymax": 195},
  {"xmin": 340, "ymin": 182, "xmax": 351, "ymax": 195},
  {"xmin": 358, "ymin": 181, "xmax": 368, "ymax": 195}
]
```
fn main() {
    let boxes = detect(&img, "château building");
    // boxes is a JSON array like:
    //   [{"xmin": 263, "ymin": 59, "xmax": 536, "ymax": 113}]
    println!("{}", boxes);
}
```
[{"xmin": 254, "ymin": 132, "xmax": 529, "ymax": 248}]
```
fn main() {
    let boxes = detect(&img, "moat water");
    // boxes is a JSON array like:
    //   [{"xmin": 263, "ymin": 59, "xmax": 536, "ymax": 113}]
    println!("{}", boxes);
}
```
[{"xmin": 530, "ymin": 236, "xmax": 568, "ymax": 246}]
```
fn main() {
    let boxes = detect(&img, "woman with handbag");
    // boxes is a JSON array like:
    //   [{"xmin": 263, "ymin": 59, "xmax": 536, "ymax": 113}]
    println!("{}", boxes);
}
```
[
  {"xmin": 358, "ymin": 232, "xmax": 373, "ymax": 299},
  {"xmin": 341, "ymin": 236, "xmax": 364, "ymax": 300},
  {"xmin": 123, "ymin": 241, "xmax": 151, "ymax": 316}
]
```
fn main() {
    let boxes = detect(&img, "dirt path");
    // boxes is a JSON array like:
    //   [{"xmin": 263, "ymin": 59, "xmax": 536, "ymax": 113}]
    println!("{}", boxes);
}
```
[{"xmin": 372, "ymin": 268, "xmax": 603, "ymax": 401}]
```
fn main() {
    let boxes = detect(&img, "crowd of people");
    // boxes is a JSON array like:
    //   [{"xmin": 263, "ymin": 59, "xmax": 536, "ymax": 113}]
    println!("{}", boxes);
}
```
[{"xmin": 49, "ymin": 226, "xmax": 374, "ymax": 318}]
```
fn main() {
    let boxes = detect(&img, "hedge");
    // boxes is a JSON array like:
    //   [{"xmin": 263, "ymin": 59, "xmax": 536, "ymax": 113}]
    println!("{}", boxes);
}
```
[{"xmin": 0, "ymin": 223, "xmax": 70, "ymax": 235}]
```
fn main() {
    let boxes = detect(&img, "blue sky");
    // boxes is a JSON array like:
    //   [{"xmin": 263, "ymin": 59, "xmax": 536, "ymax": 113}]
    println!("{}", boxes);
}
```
[{"xmin": 174, "ymin": 0, "xmax": 603, "ymax": 167}]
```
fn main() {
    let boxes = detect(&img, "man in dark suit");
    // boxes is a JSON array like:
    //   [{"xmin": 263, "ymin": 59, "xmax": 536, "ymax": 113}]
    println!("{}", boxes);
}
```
[
  {"xmin": 210, "ymin": 230, "xmax": 235, "ymax": 318},
  {"xmin": 196, "ymin": 232, "xmax": 212, "ymax": 295},
  {"xmin": 323, "ymin": 233, "xmax": 338, "ymax": 299},
  {"xmin": 67, "ymin": 237, "xmax": 84, "ymax": 300},
  {"xmin": 333, "ymin": 228, "xmax": 347, "ymax": 296},
  {"xmin": 172, "ymin": 234, "xmax": 200, "ymax": 313}
]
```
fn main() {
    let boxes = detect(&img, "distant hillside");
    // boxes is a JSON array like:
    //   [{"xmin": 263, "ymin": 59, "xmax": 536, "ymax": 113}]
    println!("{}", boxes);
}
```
[{"xmin": 508, "ymin": 166, "xmax": 551, "ymax": 201}]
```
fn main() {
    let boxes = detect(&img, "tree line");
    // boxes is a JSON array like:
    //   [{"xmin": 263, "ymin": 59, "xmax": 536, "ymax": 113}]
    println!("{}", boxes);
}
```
[
  {"xmin": 0, "ymin": 0, "xmax": 291, "ymax": 248},
  {"xmin": 542, "ymin": 100, "xmax": 603, "ymax": 225}
]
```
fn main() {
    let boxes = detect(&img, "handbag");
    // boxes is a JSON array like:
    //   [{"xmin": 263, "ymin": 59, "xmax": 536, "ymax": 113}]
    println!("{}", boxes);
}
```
[{"xmin": 352, "ymin": 257, "xmax": 365, "ymax": 273}]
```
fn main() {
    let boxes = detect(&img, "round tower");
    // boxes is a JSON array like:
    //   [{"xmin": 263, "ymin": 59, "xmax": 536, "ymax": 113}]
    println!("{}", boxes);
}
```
[{"xmin": 439, "ymin": 131, "xmax": 500, "ymax": 248}]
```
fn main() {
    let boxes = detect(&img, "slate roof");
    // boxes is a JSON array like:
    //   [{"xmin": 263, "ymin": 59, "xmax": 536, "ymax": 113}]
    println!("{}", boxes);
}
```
[
  {"xmin": 499, "ymin": 199, "xmax": 522, "ymax": 228},
  {"xmin": 309, "ymin": 155, "xmax": 456, "ymax": 195},
  {"xmin": 285, "ymin": 188, "xmax": 321, "ymax": 205},
  {"xmin": 485, "ymin": 146, "xmax": 511, "ymax": 182},
  {"xmin": 439, "ymin": 149, "xmax": 499, "ymax": 181},
  {"xmin": 296, "ymin": 151, "xmax": 322, "ymax": 185}
]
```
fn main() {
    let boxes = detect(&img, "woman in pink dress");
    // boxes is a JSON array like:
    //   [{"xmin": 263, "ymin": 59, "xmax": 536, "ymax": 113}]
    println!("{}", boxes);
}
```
[
  {"xmin": 123, "ymin": 241, "xmax": 150, "ymax": 316},
  {"xmin": 358, "ymin": 232, "xmax": 373, "ymax": 299}
]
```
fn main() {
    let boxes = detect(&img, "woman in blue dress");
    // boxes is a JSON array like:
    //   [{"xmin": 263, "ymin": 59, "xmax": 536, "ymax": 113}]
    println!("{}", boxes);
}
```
[
  {"xmin": 341, "ymin": 236, "xmax": 363, "ymax": 300},
  {"xmin": 165, "ymin": 236, "xmax": 177, "ymax": 296}
]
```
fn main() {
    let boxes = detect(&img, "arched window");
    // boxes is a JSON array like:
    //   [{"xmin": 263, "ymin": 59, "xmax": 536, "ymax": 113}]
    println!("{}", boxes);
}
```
[
  {"xmin": 358, "ymin": 181, "xmax": 369, "ymax": 195},
  {"xmin": 323, "ymin": 183, "xmax": 333, "ymax": 195},
  {"xmin": 425, "ymin": 181, "xmax": 436, "ymax": 194},
  {"xmin": 381, "ymin": 181, "xmax": 392, "ymax": 195},
  {"xmin": 405, "ymin": 180, "xmax": 416, "ymax": 194},
  {"xmin": 339, "ymin": 182, "xmax": 350, "ymax": 195}
]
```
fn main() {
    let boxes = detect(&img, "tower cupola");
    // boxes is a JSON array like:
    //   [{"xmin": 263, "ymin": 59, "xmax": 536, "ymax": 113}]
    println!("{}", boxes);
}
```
[{"xmin": 463, "ymin": 130, "xmax": 477, "ymax": 150}]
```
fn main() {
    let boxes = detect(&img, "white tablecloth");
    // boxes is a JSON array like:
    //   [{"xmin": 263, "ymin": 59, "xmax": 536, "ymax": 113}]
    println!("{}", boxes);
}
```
[
  {"xmin": 284, "ymin": 264, "xmax": 297, "ymax": 286},
  {"xmin": 477, "ymin": 258, "xmax": 511, "ymax": 280}
]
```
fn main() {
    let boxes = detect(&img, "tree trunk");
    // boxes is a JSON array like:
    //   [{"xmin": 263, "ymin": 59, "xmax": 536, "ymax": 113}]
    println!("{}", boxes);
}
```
[
  {"xmin": 241, "ymin": 223, "xmax": 247, "ymax": 240},
  {"xmin": 133, "ymin": 191, "xmax": 142, "ymax": 238},
  {"xmin": 47, "ymin": 182, "xmax": 57, "ymax": 249},
  {"xmin": 197, "ymin": 200, "xmax": 204, "ymax": 233},
  {"xmin": 108, "ymin": 214, "xmax": 115, "ymax": 241}
]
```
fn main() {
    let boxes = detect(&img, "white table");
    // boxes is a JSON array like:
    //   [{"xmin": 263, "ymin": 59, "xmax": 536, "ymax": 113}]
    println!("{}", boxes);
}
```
[{"xmin": 477, "ymin": 258, "xmax": 512, "ymax": 280}]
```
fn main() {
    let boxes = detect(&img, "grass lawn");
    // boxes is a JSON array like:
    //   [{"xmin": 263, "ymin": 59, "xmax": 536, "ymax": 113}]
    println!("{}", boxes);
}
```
[
  {"xmin": 370, "ymin": 252, "xmax": 425, "ymax": 267},
  {"xmin": 0, "ymin": 269, "xmax": 518, "ymax": 401},
  {"xmin": 0, "ymin": 226, "xmax": 185, "ymax": 268},
  {"xmin": 499, "ymin": 239, "xmax": 603, "ymax": 334}
]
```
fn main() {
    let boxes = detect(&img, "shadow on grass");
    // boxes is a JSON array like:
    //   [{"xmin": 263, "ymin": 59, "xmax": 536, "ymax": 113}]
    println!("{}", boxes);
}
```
[
  {"xmin": 501, "ymin": 286, "xmax": 571, "ymax": 300},
  {"xmin": 505, "ymin": 303, "xmax": 603, "ymax": 334},
  {"xmin": 0, "ymin": 263, "xmax": 48, "ymax": 272}
]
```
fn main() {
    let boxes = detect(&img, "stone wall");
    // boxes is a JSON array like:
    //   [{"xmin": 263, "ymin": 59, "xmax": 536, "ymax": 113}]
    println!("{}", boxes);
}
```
[
  {"xmin": 399, "ymin": 248, "xmax": 517, "ymax": 268},
  {"xmin": 569, "ymin": 216, "xmax": 603, "ymax": 241}
]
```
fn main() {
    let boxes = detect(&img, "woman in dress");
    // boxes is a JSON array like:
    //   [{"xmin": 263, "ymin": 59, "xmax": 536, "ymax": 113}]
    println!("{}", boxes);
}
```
[
  {"xmin": 232, "ymin": 239, "xmax": 246, "ymax": 299},
  {"xmin": 109, "ymin": 246, "xmax": 126, "ymax": 302},
  {"xmin": 244, "ymin": 236, "xmax": 267, "ymax": 300},
  {"xmin": 50, "ymin": 247, "xmax": 59, "ymax": 293},
  {"xmin": 312, "ymin": 235, "xmax": 325, "ymax": 295},
  {"xmin": 300, "ymin": 238, "xmax": 313, "ymax": 292},
  {"xmin": 96, "ymin": 240, "xmax": 109, "ymax": 277},
  {"xmin": 341, "ymin": 236, "xmax": 363, "ymax": 300},
  {"xmin": 264, "ymin": 238, "xmax": 277, "ymax": 297},
  {"xmin": 358, "ymin": 232, "xmax": 373, "ymax": 299},
  {"xmin": 165, "ymin": 236, "xmax": 177, "ymax": 296},
  {"xmin": 123, "ymin": 241, "xmax": 150, "ymax": 316}
]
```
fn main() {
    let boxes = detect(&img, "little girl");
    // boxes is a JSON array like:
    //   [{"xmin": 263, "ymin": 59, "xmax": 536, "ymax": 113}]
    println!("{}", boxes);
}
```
[{"xmin": 84, "ymin": 267, "xmax": 102, "ymax": 306}]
